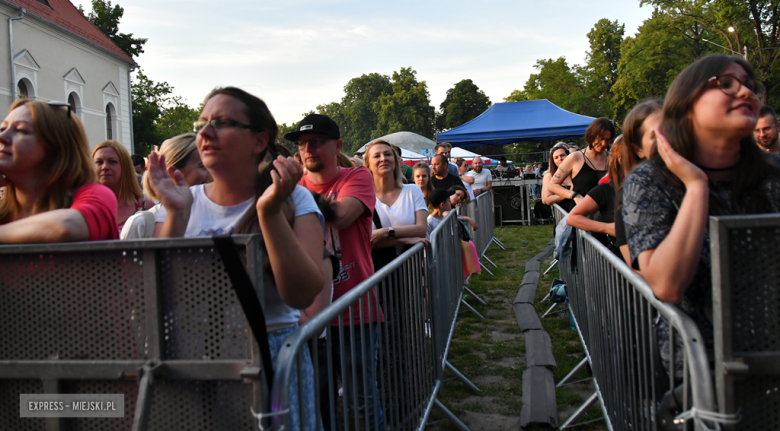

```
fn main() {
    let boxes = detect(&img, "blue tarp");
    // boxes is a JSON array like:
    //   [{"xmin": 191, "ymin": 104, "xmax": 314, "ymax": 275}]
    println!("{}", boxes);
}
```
[{"xmin": 436, "ymin": 99, "xmax": 597, "ymax": 147}]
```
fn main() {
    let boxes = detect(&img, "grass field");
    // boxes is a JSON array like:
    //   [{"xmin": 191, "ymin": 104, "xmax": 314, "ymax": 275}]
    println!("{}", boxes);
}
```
[{"xmin": 428, "ymin": 224, "xmax": 605, "ymax": 430}]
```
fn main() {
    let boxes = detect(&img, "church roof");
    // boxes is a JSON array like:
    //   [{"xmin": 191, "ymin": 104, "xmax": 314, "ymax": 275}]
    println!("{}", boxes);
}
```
[{"xmin": 5, "ymin": 0, "xmax": 135, "ymax": 64}]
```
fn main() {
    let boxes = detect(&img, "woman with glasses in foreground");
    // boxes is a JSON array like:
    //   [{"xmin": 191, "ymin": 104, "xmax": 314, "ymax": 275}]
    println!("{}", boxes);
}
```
[
  {"xmin": 548, "ymin": 117, "xmax": 614, "ymax": 205},
  {"xmin": 148, "ymin": 87, "xmax": 323, "ymax": 430},
  {"xmin": 622, "ymin": 55, "xmax": 780, "ymax": 378},
  {"xmin": 0, "ymin": 99, "xmax": 117, "ymax": 242}
]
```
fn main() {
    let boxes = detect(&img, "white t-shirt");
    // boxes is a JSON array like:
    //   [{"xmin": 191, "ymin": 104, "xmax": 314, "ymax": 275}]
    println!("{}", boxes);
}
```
[
  {"xmin": 185, "ymin": 184, "xmax": 324, "ymax": 326},
  {"xmin": 461, "ymin": 179, "xmax": 475, "ymax": 200},
  {"xmin": 426, "ymin": 214, "xmax": 443, "ymax": 239},
  {"xmin": 466, "ymin": 169, "xmax": 492, "ymax": 190},
  {"xmin": 372, "ymin": 184, "xmax": 427, "ymax": 253}
]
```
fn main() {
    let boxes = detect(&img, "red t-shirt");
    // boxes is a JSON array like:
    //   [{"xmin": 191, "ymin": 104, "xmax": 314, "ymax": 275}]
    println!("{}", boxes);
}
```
[
  {"xmin": 70, "ymin": 183, "xmax": 119, "ymax": 241},
  {"xmin": 300, "ymin": 167, "xmax": 380, "ymax": 326}
]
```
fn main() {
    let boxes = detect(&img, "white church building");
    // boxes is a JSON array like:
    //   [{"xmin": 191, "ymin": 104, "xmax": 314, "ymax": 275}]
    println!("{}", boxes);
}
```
[{"xmin": 0, "ymin": 0, "xmax": 136, "ymax": 153}]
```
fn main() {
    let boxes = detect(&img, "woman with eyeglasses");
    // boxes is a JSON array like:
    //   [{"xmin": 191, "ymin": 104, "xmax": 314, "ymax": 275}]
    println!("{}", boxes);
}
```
[
  {"xmin": 148, "ymin": 87, "xmax": 324, "ymax": 431},
  {"xmin": 0, "ymin": 99, "xmax": 118, "ymax": 242},
  {"xmin": 93, "ymin": 140, "xmax": 155, "ymax": 237},
  {"xmin": 622, "ymin": 55, "xmax": 780, "ymax": 380},
  {"xmin": 548, "ymin": 117, "xmax": 614, "ymax": 206},
  {"xmin": 541, "ymin": 143, "xmax": 574, "ymax": 211}
]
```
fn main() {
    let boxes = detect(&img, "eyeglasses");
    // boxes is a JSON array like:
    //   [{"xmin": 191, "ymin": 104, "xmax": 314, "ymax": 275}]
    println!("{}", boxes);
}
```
[
  {"xmin": 296, "ymin": 137, "xmax": 333, "ymax": 149},
  {"xmin": 708, "ymin": 74, "xmax": 765, "ymax": 98},
  {"xmin": 193, "ymin": 118, "xmax": 256, "ymax": 133}
]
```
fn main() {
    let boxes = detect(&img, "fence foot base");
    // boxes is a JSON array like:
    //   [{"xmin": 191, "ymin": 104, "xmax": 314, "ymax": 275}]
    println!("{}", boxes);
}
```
[
  {"xmin": 463, "ymin": 286, "xmax": 487, "ymax": 306},
  {"xmin": 542, "ymin": 303, "xmax": 559, "ymax": 318},
  {"xmin": 445, "ymin": 361, "xmax": 481, "ymax": 392},
  {"xmin": 434, "ymin": 398, "xmax": 473, "ymax": 431},
  {"xmin": 479, "ymin": 262, "xmax": 494, "ymax": 276},
  {"xmin": 483, "ymin": 255, "xmax": 499, "ymax": 269},
  {"xmin": 492, "ymin": 237, "xmax": 506, "ymax": 250},
  {"xmin": 543, "ymin": 259, "xmax": 559, "ymax": 275},
  {"xmin": 557, "ymin": 357, "xmax": 590, "ymax": 387},
  {"xmin": 460, "ymin": 298, "xmax": 485, "ymax": 319},
  {"xmin": 559, "ymin": 391, "xmax": 601, "ymax": 429}
]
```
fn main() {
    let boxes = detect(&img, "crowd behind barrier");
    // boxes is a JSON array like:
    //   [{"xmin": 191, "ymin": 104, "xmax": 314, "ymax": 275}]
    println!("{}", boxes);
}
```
[
  {"xmin": 0, "ymin": 235, "xmax": 267, "ymax": 431},
  {"xmin": 552, "ymin": 204, "xmax": 720, "ymax": 431},
  {"xmin": 270, "ymin": 192, "xmax": 500, "ymax": 431}
]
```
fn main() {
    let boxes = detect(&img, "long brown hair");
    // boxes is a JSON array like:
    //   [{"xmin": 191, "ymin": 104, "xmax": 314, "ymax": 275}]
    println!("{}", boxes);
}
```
[
  {"xmin": 0, "ymin": 99, "xmax": 95, "ymax": 223},
  {"xmin": 93, "ymin": 140, "xmax": 143, "ymax": 205},
  {"xmin": 201, "ymin": 87, "xmax": 289, "ymax": 234},
  {"xmin": 584, "ymin": 117, "xmax": 616, "ymax": 149},
  {"xmin": 412, "ymin": 162, "xmax": 434, "ymax": 204},
  {"xmin": 622, "ymin": 99, "xmax": 662, "ymax": 182},
  {"xmin": 607, "ymin": 135, "xmax": 625, "ymax": 189},
  {"xmin": 656, "ymin": 54, "xmax": 779, "ymax": 214}
]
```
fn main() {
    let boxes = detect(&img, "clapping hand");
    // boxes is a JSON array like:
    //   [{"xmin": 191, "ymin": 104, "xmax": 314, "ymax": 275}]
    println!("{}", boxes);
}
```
[
  {"xmin": 147, "ymin": 152, "xmax": 192, "ymax": 212},
  {"xmin": 256, "ymin": 156, "xmax": 304, "ymax": 216}
]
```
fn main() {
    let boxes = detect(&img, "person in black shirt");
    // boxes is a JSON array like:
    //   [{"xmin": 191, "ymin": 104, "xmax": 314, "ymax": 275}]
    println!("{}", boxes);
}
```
[{"xmin": 430, "ymin": 154, "xmax": 464, "ymax": 190}]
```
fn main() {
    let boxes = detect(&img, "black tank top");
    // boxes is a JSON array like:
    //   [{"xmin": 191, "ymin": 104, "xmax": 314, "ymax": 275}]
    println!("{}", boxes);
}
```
[{"xmin": 571, "ymin": 151, "xmax": 607, "ymax": 197}]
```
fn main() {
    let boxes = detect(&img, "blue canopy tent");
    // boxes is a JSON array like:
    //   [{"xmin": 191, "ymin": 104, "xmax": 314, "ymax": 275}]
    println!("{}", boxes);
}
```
[{"xmin": 436, "ymin": 99, "xmax": 597, "ymax": 147}]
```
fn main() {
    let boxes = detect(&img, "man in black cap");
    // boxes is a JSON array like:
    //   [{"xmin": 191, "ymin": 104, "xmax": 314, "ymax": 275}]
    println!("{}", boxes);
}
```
[{"xmin": 289, "ymin": 113, "xmax": 384, "ymax": 430}]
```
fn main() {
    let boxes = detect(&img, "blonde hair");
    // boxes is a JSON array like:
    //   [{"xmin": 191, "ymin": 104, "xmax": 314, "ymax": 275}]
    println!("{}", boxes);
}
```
[
  {"xmin": 142, "ymin": 133, "xmax": 197, "ymax": 201},
  {"xmin": 365, "ymin": 140, "xmax": 403, "ymax": 189},
  {"xmin": 0, "ymin": 99, "xmax": 95, "ymax": 223},
  {"xmin": 92, "ymin": 140, "xmax": 143, "ymax": 205}
]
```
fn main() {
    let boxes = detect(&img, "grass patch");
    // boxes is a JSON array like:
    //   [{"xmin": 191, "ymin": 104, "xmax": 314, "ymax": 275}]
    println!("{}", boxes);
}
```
[{"xmin": 429, "ymin": 224, "xmax": 606, "ymax": 430}]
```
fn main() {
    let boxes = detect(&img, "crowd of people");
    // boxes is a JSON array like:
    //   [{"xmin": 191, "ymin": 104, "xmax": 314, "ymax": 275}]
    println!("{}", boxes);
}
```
[{"xmin": 1, "ymin": 52, "xmax": 779, "ymax": 428}]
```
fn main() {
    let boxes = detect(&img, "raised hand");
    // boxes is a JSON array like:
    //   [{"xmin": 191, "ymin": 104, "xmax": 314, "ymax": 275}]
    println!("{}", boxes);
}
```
[
  {"xmin": 655, "ymin": 128, "xmax": 707, "ymax": 187},
  {"xmin": 256, "ymin": 156, "xmax": 304, "ymax": 216},
  {"xmin": 147, "ymin": 152, "xmax": 192, "ymax": 212}
]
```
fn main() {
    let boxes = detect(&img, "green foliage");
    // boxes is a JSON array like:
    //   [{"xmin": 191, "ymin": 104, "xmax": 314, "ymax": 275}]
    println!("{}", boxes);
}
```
[
  {"xmin": 582, "ymin": 19, "xmax": 625, "ymax": 118},
  {"xmin": 436, "ymin": 79, "xmax": 491, "ymax": 132},
  {"xmin": 372, "ymin": 67, "xmax": 436, "ymax": 140},
  {"xmin": 519, "ymin": 57, "xmax": 593, "ymax": 116},
  {"xmin": 340, "ymin": 73, "xmax": 392, "ymax": 153},
  {"xmin": 503, "ymin": 89, "xmax": 528, "ymax": 102},
  {"xmin": 80, "ymin": 0, "xmax": 147, "ymax": 58},
  {"xmin": 131, "ymin": 70, "xmax": 198, "ymax": 155}
]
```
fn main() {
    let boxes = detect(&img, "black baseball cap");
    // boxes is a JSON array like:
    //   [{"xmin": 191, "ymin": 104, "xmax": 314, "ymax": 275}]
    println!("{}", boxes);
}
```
[
  {"xmin": 284, "ymin": 114, "xmax": 340, "ymax": 141},
  {"xmin": 430, "ymin": 188, "xmax": 456, "ymax": 207}
]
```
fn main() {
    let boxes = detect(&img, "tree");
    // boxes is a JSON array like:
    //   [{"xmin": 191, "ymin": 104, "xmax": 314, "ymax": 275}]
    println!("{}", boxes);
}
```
[
  {"xmin": 131, "ymin": 70, "xmax": 196, "ymax": 155},
  {"xmin": 581, "ymin": 19, "xmax": 625, "ymax": 118},
  {"xmin": 80, "ymin": 0, "xmax": 147, "ymax": 58},
  {"xmin": 340, "ymin": 73, "xmax": 392, "ymax": 152},
  {"xmin": 372, "ymin": 68, "xmax": 436, "ymax": 139},
  {"xmin": 512, "ymin": 57, "xmax": 593, "ymax": 116},
  {"xmin": 436, "ymin": 79, "xmax": 491, "ymax": 132}
]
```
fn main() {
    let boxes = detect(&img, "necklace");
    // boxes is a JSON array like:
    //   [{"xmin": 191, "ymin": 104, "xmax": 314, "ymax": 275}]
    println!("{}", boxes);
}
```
[{"xmin": 694, "ymin": 161, "xmax": 740, "ymax": 171}]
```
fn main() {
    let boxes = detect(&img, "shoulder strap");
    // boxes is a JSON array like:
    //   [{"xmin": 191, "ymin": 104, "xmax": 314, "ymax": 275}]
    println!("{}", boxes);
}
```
[
  {"xmin": 372, "ymin": 209, "xmax": 382, "ymax": 229},
  {"xmin": 212, "ymin": 235, "xmax": 274, "ymax": 389}
]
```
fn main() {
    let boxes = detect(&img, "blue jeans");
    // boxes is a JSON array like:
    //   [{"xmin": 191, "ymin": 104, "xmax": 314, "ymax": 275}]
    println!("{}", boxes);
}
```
[
  {"xmin": 268, "ymin": 325, "xmax": 318, "ymax": 431},
  {"xmin": 318, "ymin": 324, "xmax": 384, "ymax": 431}
]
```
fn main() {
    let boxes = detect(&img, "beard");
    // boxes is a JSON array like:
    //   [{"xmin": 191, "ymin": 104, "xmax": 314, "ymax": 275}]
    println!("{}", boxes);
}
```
[
  {"xmin": 305, "ymin": 159, "xmax": 325, "ymax": 172},
  {"xmin": 758, "ymin": 136, "xmax": 778, "ymax": 148}
]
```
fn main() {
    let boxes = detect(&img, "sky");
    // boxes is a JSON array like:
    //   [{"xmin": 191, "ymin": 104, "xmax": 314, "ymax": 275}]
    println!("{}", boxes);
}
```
[{"xmin": 83, "ymin": 0, "xmax": 655, "ymax": 125}]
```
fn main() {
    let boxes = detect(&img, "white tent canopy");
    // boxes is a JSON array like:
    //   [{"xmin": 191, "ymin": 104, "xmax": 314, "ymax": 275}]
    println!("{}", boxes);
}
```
[{"xmin": 357, "ymin": 131, "xmax": 436, "ymax": 155}]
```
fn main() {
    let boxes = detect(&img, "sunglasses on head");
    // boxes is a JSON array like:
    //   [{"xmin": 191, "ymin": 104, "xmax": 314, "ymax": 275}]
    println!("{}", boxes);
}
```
[{"xmin": 46, "ymin": 101, "xmax": 73, "ymax": 119}]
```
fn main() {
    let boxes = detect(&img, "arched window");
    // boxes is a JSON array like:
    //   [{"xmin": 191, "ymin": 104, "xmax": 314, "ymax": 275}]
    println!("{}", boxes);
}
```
[
  {"xmin": 68, "ymin": 93, "xmax": 78, "ymax": 115},
  {"xmin": 106, "ymin": 104, "xmax": 114, "ymax": 140},
  {"xmin": 17, "ymin": 80, "xmax": 28, "ymax": 99}
]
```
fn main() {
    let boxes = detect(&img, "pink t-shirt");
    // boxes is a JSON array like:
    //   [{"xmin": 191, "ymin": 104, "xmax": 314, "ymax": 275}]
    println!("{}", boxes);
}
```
[
  {"xmin": 300, "ymin": 167, "xmax": 380, "ymax": 326},
  {"xmin": 70, "ymin": 183, "xmax": 119, "ymax": 241}
]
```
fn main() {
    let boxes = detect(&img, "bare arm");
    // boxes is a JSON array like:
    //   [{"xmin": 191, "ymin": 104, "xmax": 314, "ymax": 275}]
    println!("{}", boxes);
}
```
[
  {"xmin": 461, "ymin": 175, "xmax": 475, "ymax": 184},
  {"xmin": 542, "ymin": 172, "xmax": 566, "ymax": 205},
  {"xmin": 567, "ymin": 196, "xmax": 616, "ymax": 236},
  {"xmin": 330, "ymin": 196, "xmax": 368, "ymax": 230},
  {"xmin": 482, "ymin": 179, "xmax": 492, "ymax": 193},
  {"xmin": 548, "ymin": 152, "xmax": 584, "ymax": 204},
  {"xmin": 299, "ymin": 258, "xmax": 334, "ymax": 326},
  {"xmin": 619, "ymin": 245, "xmax": 641, "ymax": 275},
  {"xmin": 634, "ymin": 129, "xmax": 709, "ymax": 303},
  {"xmin": 0, "ymin": 209, "xmax": 89, "ymax": 243},
  {"xmin": 372, "ymin": 209, "xmax": 428, "ymax": 248}
]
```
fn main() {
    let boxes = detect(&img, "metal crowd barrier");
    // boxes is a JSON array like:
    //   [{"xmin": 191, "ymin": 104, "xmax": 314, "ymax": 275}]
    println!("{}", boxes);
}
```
[
  {"xmin": 0, "ymin": 235, "xmax": 267, "ymax": 431},
  {"xmin": 270, "ymin": 211, "xmax": 479, "ymax": 431},
  {"xmin": 552, "ymin": 205, "xmax": 719, "ymax": 431},
  {"xmin": 456, "ymin": 190, "xmax": 506, "ymax": 276},
  {"xmin": 710, "ymin": 214, "xmax": 780, "ymax": 430}
]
